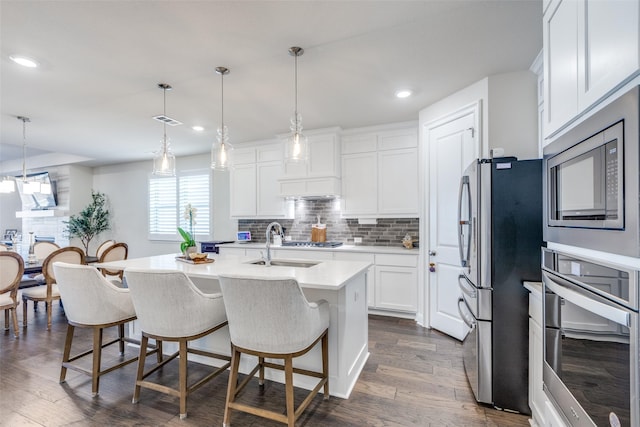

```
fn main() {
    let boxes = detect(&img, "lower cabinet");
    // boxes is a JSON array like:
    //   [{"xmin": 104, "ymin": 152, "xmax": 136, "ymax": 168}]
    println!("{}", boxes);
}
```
[
  {"xmin": 373, "ymin": 254, "xmax": 418, "ymax": 313},
  {"xmin": 527, "ymin": 282, "xmax": 567, "ymax": 427},
  {"xmin": 220, "ymin": 247, "xmax": 418, "ymax": 317}
]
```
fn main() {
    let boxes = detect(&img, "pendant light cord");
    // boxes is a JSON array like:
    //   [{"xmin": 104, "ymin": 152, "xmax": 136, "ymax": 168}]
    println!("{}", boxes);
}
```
[
  {"xmin": 19, "ymin": 116, "xmax": 30, "ymax": 181},
  {"xmin": 221, "ymin": 71, "xmax": 225, "ymax": 135},
  {"xmin": 163, "ymin": 87, "xmax": 167, "ymax": 150}
]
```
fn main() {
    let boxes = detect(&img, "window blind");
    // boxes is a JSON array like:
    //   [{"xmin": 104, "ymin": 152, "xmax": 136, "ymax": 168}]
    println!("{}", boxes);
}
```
[{"xmin": 148, "ymin": 171, "xmax": 211, "ymax": 241}]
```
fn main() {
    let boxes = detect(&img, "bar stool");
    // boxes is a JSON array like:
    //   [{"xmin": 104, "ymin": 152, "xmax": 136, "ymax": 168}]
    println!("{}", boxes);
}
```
[
  {"xmin": 53, "ymin": 262, "xmax": 157, "ymax": 396},
  {"xmin": 217, "ymin": 274, "xmax": 330, "ymax": 427},
  {"xmin": 123, "ymin": 268, "xmax": 231, "ymax": 420},
  {"xmin": 98, "ymin": 242, "xmax": 128, "ymax": 283}
]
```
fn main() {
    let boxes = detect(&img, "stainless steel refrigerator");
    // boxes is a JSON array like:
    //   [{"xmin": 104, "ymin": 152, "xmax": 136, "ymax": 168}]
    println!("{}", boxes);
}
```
[{"xmin": 457, "ymin": 157, "xmax": 543, "ymax": 415}]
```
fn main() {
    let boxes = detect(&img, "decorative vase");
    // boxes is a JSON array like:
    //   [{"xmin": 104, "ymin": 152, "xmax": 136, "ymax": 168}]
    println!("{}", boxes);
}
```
[
  {"xmin": 184, "ymin": 246, "xmax": 197, "ymax": 257},
  {"xmin": 27, "ymin": 232, "xmax": 37, "ymax": 264}
]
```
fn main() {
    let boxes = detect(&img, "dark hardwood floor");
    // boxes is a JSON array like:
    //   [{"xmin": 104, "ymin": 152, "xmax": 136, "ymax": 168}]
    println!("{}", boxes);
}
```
[{"xmin": 0, "ymin": 305, "xmax": 530, "ymax": 426}]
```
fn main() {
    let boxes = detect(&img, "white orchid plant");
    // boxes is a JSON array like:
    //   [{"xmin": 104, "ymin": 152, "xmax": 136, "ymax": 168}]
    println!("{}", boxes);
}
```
[{"xmin": 178, "ymin": 203, "xmax": 198, "ymax": 253}]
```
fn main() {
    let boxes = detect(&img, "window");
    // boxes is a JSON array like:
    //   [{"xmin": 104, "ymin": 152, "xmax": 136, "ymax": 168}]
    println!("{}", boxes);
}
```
[{"xmin": 148, "ymin": 170, "xmax": 211, "ymax": 241}]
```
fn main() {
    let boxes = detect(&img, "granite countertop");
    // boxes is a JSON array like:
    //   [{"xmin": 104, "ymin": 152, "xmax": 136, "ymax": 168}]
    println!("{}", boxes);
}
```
[{"xmin": 220, "ymin": 242, "xmax": 419, "ymax": 255}]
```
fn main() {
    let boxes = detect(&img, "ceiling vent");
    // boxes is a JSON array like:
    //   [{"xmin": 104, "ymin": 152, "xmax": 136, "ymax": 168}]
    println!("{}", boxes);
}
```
[{"xmin": 152, "ymin": 115, "xmax": 182, "ymax": 126}]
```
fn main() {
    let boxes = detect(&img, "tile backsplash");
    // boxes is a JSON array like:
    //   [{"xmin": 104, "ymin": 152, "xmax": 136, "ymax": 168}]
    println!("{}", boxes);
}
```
[{"xmin": 238, "ymin": 199, "xmax": 419, "ymax": 247}]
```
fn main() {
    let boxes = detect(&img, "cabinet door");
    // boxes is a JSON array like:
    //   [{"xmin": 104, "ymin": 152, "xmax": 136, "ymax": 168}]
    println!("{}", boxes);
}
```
[
  {"xmin": 578, "ymin": 0, "xmax": 639, "ymax": 109},
  {"xmin": 341, "ymin": 152, "xmax": 377, "ymax": 215},
  {"xmin": 529, "ymin": 317, "xmax": 547, "ymax": 427},
  {"xmin": 308, "ymin": 133, "xmax": 339, "ymax": 177},
  {"xmin": 257, "ymin": 161, "xmax": 286, "ymax": 217},
  {"xmin": 374, "ymin": 265, "xmax": 417, "ymax": 312},
  {"xmin": 544, "ymin": 0, "xmax": 579, "ymax": 137},
  {"xmin": 230, "ymin": 164, "xmax": 256, "ymax": 217},
  {"xmin": 378, "ymin": 148, "xmax": 418, "ymax": 216}
]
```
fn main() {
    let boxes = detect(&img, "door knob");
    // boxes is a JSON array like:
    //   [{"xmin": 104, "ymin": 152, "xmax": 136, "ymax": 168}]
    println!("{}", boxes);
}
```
[{"xmin": 429, "ymin": 251, "xmax": 436, "ymax": 256}]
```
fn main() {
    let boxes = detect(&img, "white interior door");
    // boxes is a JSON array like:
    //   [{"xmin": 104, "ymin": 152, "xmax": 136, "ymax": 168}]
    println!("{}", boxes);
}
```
[{"xmin": 427, "ymin": 106, "xmax": 479, "ymax": 340}]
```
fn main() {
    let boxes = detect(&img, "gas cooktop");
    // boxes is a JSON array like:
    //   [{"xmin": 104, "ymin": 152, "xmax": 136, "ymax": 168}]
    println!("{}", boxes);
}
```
[{"xmin": 281, "ymin": 241, "xmax": 343, "ymax": 248}]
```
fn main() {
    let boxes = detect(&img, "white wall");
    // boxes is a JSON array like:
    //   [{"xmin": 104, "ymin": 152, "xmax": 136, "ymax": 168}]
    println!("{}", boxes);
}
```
[
  {"xmin": 0, "ymin": 190, "xmax": 22, "ymax": 235},
  {"xmin": 92, "ymin": 153, "xmax": 236, "ymax": 258},
  {"xmin": 419, "ymin": 71, "xmax": 538, "ymax": 160}
]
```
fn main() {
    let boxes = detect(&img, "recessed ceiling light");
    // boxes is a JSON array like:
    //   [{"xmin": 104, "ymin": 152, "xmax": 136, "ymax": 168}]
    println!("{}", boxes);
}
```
[
  {"xmin": 192, "ymin": 126, "xmax": 204, "ymax": 132},
  {"xmin": 395, "ymin": 89, "xmax": 412, "ymax": 99},
  {"xmin": 10, "ymin": 55, "xmax": 39, "ymax": 68}
]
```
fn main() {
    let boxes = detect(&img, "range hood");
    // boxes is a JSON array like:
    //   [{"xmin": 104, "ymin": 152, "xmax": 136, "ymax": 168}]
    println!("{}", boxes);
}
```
[{"xmin": 279, "ymin": 176, "xmax": 340, "ymax": 198}]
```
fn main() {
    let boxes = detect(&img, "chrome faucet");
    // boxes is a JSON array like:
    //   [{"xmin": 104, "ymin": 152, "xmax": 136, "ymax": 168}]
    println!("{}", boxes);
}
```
[{"xmin": 264, "ymin": 221, "xmax": 283, "ymax": 266}]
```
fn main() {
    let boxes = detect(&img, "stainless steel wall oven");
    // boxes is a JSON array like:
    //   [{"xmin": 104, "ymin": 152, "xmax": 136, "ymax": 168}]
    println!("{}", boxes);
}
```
[
  {"xmin": 542, "ymin": 248, "xmax": 639, "ymax": 426},
  {"xmin": 543, "ymin": 85, "xmax": 640, "ymax": 257}
]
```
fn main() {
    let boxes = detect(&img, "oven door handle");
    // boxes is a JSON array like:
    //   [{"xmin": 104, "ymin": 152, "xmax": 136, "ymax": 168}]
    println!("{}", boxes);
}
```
[
  {"xmin": 543, "ymin": 271, "xmax": 631, "ymax": 328},
  {"xmin": 458, "ymin": 274, "xmax": 477, "ymax": 298},
  {"xmin": 457, "ymin": 297, "xmax": 476, "ymax": 328}
]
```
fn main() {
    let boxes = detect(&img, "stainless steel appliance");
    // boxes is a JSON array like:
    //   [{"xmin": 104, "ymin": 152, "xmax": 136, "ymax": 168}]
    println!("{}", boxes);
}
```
[
  {"xmin": 541, "ymin": 248, "xmax": 639, "ymax": 427},
  {"xmin": 457, "ymin": 157, "xmax": 543, "ymax": 414},
  {"xmin": 543, "ymin": 85, "xmax": 640, "ymax": 257}
]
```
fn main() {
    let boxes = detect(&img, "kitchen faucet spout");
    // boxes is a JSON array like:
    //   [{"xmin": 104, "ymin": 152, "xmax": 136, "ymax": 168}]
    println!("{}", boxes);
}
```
[{"xmin": 264, "ymin": 222, "xmax": 283, "ymax": 267}]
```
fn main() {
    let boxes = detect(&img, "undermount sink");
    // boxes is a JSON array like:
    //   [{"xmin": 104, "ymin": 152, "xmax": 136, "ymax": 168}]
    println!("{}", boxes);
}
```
[{"xmin": 247, "ymin": 259, "xmax": 320, "ymax": 268}]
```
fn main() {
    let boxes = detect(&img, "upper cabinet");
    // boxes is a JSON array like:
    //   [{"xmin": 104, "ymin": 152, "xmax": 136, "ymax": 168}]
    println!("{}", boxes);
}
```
[
  {"xmin": 279, "ymin": 128, "xmax": 341, "ymax": 198},
  {"xmin": 341, "ymin": 124, "xmax": 419, "ymax": 218},
  {"xmin": 230, "ymin": 142, "xmax": 293, "ymax": 219},
  {"xmin": 543, "ymin": 0, "xmax": 640, "ymax": 138}
]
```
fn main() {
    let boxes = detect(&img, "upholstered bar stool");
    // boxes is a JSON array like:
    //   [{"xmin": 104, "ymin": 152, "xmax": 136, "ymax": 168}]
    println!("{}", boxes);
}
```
[
  {"xmin": 123, "ymin": 268, "xmax": 231, "ymax": 420},
  {"xmin": 22, "ymin": 246, "xmax": 85, "ymax": 330},
  {"xmin": 53, "ymin": 262, "xmax": 156, "ymax": 396},
  {"xmin": 217, "ymin": 274, "xmax": 330, "ymax": 427},
  {"xmin": 0, "ymin": 252, "xmax": 24, "ymax": 337}
]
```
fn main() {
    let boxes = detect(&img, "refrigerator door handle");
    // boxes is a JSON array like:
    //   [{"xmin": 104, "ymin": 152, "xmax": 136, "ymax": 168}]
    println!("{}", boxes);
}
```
[
  {"xmin": 458, "ymin": 175, "xmax": 471, "ymax": 267},
  {"xmin": 458, "ymin": 297, "xmax": 476, "ymax": 328},
  {"xmin": 458, "ymin": 274, "xmax": 477, "ymax": 298}
]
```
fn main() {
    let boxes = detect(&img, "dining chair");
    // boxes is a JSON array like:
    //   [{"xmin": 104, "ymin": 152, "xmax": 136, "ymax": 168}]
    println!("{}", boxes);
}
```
[
  {"xmin": 22, "ymin": 246, "xmax": 85, "ymax": 330},
  {"xmin": 0, "ymin": 252, "xmax": 24, "ymax": 337},
  {"xmin": 33, "ymin": 241, "xmax": 60, "ymax": 261},
  {"xmin": 95, "ymin": 239, "xmax": 115, "ymax": 258},
  {"xmin": 124, "ymin": 268, "xmax": 231, "ymax": 420},
  {"xmin": 53, "ymin": 262, "xmax": 158, "ymax": 396},
  {"xmin": 217, "ymin": 274, "xmax": 330, "ymax": 427},
  {"xmin": 98, "ymin": 242, "xmax": 128, "ymax": 283}
]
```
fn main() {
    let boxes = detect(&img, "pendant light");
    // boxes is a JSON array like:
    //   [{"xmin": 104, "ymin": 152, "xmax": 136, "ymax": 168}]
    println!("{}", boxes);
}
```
[
  {"xmin": 18, "ymin": 116, "xmax": 41, "ymax": 195},
  {"xmin": 284, "ymin": 46, "xmax": 308, "ymax": 163},
  {"xmin": 211, "ymin": 66, "xmax": 234, "ymax": 170},
  {"xmin": 152, "ymin": 83, "xmax": 176, "ymax": 176}
]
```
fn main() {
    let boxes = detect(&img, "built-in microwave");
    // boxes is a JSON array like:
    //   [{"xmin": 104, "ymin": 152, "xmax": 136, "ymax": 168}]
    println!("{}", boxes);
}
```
[{"xmin": 544, "ymin": 86, "xmax": 640, "ymax": 257}]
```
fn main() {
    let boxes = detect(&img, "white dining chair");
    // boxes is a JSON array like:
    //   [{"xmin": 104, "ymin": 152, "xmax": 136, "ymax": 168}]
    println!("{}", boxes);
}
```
[{"xmin": 0, "ymin": 252, "xmax": 24, "ymax": 337}]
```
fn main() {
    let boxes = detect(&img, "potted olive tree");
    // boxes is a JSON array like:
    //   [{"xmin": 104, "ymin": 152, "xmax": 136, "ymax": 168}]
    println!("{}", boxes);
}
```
[{"xmin": 64, "ymin": 191, "xmax": 111, "ymax": 256}]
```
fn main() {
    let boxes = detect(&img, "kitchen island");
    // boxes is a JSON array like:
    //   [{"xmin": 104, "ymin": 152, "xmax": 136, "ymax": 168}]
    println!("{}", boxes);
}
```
[{"xmin": 96, "ymin": 253, "xmax": 371, "ymax": 398}]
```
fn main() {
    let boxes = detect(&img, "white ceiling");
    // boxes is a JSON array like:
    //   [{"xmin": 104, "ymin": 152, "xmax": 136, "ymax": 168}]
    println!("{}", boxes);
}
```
[{"xmin": 0, "ymin": 0, "xmax": 542, "ymax": 171}]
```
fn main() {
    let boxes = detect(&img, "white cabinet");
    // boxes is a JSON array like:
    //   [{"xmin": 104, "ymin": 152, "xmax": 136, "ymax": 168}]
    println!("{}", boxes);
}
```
[
  {"xmin": 230, "ymin": 163, "xmax": 256, "ymax": 217},
  {"xmin": 279, "ymin": 129, "xmax": 341, "ymax": 197},
  {"xmin": 341, "ymin": 125, "xmax": 418, "ymax": 218},
  {"xmin": 373, "ymin": 253, "xmax": 418, "ymax": 313},
  {"xmin": 377, "ymin": 148, "xmax": 418, "ymax": 215},
  {"xmin": 543, "ymin": 0, "xmax": 640, "ymax": 138},
  {"xmin": 230, "ymin": 143, "xmax": 292, "ymax": 219},
  {"xmin": 527, "ymin": 282, "xmax": 547, "ymax": 427},
  {"xmin": 341, "ymin": 151, "xmax": 377, "ymax": 215}
]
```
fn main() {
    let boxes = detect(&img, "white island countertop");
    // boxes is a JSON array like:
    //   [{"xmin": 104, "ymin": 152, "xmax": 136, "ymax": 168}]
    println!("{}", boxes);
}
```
[{"xmin": 96, "ymin": 253, "xmax": 372, "ymax": 291}]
